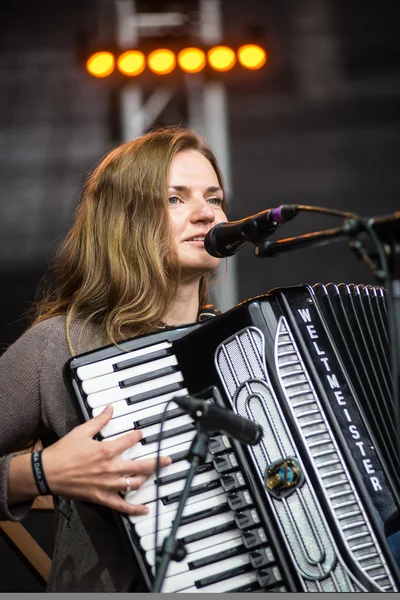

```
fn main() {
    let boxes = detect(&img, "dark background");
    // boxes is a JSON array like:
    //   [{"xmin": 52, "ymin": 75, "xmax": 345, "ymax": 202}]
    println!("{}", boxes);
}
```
[{"xmin": 0, "ymin": 0, "xmax": 399, "ymax": 590}]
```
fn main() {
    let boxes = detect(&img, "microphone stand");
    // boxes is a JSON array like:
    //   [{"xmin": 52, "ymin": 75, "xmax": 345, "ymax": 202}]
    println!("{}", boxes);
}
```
[
  {"xmin": 253, "ymin": 218, "xmax": 361, "ymax": 258},
  {"xmin": 151, "ymin": 423, "xmax": 212, "ymax": 593}
]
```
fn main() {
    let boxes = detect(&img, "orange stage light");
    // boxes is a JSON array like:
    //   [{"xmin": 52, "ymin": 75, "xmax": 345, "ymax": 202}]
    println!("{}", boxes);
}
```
[
  {"xmin": 117, "ymin": 50, "xmax": 146, "ymax": 76},
  {"xmin": 178, "ymin": 47, "xmax": 206, "ymax": 73},
  {"xmin": 207, "ymin": 46, "xmax": 236, "ymax": 72},
  {"xmin": 148, "ymin": 48, "xmax": 176, "ymax": 75},
  {"xmin": 86, "ymin": 51, "xmax": 115, "ymax": 78},
  {"xmin": 237, "ymin": 44, "xmax": 267, "ymax": 70}
]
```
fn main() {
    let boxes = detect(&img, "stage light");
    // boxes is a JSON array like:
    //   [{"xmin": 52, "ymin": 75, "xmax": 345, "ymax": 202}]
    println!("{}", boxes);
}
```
[
  {"xmin": 178, "ymin": 47, "xmax": 206, "ymax": 73},
  {"xmin": 117, "ymin": 50, "xmax": 146, "ymax": 76},
  {"xmin": 85, "ymin": 42, "xmax": 268, "ymax": 79},
  {"xmin": 148, "ymin": 48, "xmax": 176, "ymax": 75},
  {"xmin": 237, "ymin": 44, "xmax": 267, "ymax": 70},
  {"xmin": 86, "ymin": 51, "xmax": 115, "ymax": 78},
  {"xmin": 207, "ymin": 45, "xmax": 236, "ymax": 72}
]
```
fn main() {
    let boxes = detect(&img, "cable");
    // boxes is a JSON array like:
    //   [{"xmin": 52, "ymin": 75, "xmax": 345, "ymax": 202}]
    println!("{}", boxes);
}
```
[
  {"xmin": 295, "ymin": 204, "xmax": 362, "ymax": 220},
  {"xmin": 153, "ymin": 398, "xmax": 174, "ymax": 582}
]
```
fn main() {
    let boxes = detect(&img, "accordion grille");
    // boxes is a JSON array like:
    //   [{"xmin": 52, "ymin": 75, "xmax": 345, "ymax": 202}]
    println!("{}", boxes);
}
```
[{"xmin": 216, "ymin": 324, "xmax": 397, "ymax": 592}]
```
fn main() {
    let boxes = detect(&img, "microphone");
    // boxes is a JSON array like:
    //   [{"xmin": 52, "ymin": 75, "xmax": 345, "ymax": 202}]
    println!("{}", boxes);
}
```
[
  {"xmin": 204, "ymin": 204, "xmax": 299, "ymax": 258},
  {"xmin": 173, "ymin": 395, "xmax": 263, "ymax": 445}
]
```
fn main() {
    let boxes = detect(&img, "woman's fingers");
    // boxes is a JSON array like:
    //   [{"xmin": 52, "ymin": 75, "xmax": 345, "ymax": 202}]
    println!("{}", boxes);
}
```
[
  {"xmin": 42, "ymin": 409, "xmax": 172, "ymax": 509},
  {"xmin": 70, "ymin": 404, "xmax": 114, "ymax": 439},
  {"xmin": 99, "ymin": 491, "xmax": 150, "ymax": 516},
  {"xmin": 116, "ymin": 474, "xmax": 148, "ymax": 493},
  {"xmin": 108, "ymin": 428, "xmax": 144, "ymax": 454},
  {"xmin": 105, "ymin": 431, "xmax": 173, "ymax": 473},
  {"xmin": 116, "ymin": 455, "xmax": 172, "ymax": 477}
]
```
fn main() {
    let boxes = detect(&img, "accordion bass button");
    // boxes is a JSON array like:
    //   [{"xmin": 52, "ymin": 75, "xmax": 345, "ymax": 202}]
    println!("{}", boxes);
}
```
[
  {"xmin": 220, "ymin": 471, "xmax": 246, "ymax": 492},
  {"xmin": 213, "ymin": 452, "xmax": 239, "ymax": 474}
]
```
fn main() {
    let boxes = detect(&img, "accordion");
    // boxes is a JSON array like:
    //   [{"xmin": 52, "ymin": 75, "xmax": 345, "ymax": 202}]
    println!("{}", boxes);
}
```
[{"xmin": 64, "ymin": 283, "xmax": 400, "ymax": 593}]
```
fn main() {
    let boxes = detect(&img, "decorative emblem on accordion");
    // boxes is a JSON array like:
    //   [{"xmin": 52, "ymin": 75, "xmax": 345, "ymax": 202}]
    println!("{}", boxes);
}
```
[{"xmin": 265, "ymin": 456, "xmax": 304, "ymax": 499}]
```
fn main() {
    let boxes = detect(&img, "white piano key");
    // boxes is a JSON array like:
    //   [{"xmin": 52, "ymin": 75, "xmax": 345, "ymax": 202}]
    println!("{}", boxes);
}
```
[
  {"xmin": 101, "ymin": 412, "xmax": 193, "ymax": 439},
  {"xmin": 137, "ymin": 459, "xmax": 192, "ymax": 491},
  {"xmin": 178, "ymin": 571, "xmax": 258, "ymax": 593},
  {"xmin": 99, "ymin": 394, "xmax": 187, "ymax": 427},
  {"xmin": 127, "ymin": 469, "xmax": 220, "ymax": 506},
  {"xmin": 145, "ymin": 528, "xmax": 241, "ymax": 568},
  {"xmin": 130, "ymin": 488, "xmax": 227, "ymax": 527},
  {"xmin": 91, "ymin": 387, "xmax": 188, "ymax": 418},
  {"xmin": 127, "ymin": 439, "xmax": 192, "ymax": 462},
  {"xmin": 76, "ymin": 341, "xmax": 171, "ymax": 380},
  {"xmin": 104, "ymin": 435, "xmax": 190, "ymax": 460},
  {"xmin": 119, "ymin": 429, "xmax": 197, "ymax": 460},
  {"xmin": 161, "ymin": 553, "xmax": 251, "ymax": 593},
  {"xmin": 139, "ymin": 510, "xmax": 235, "ymax": 552},
  {"xmin": 138, "ymin": 414, "xmax": 193, "ymax": 440},
  {"xmin": 81, "ymin": 355, "xmax": 178, "ymax": 394},
  {"xmin": 163, "ymin": 537, "xmax": 243, "ymax": 577},
  {"xmin": 183, "ymin": 529, "xmax": 242, "ymax": 557},
  {"xmin": 86, "ymin": 371, "xmax": 184, "ymax": 408},
  {"xmin": 159, "ymin": 537, "xmax": 249, "ymax": 577},
  {"xmin": 134, "ymin": 492, "xmax": 229, "ymax": 537}
]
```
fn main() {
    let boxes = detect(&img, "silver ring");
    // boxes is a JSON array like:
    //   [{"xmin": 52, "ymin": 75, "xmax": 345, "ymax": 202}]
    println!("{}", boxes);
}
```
[{"xmin": 125, "ymin": 477, "xmax": 131, "ymax": 494}]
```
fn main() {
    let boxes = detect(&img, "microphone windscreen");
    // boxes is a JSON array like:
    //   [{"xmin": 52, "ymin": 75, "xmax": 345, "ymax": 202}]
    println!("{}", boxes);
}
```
[{"xmin": 202, "ymin": 405, "xmax": 263, "ymax": 445}]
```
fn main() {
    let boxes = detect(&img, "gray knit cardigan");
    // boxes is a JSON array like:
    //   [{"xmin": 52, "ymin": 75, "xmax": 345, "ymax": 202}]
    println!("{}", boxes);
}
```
[{"xmin": 0, "ymin": 316, "xmax": 141, "ymax": 592}]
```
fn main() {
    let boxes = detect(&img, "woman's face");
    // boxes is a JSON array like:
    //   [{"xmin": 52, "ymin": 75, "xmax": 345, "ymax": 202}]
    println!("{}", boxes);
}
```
[{"xmin": 167, "ymin": 149, "xmax": 227, "ymax": 278}]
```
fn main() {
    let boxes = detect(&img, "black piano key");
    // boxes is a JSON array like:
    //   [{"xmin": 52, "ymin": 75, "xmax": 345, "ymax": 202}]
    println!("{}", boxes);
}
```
[
  {"xmin": 163, "ymin": 479, "xmax": 221, "ymax": 504},
  {"xmin": 226, "ymin": 580, "xmax": 264, "ymax": 593},
  {"xmin": 235, "ymin": 508, "xmax": 261, "ymax": 530},
  {"xmin": 180, "ymin": 519, "xmax": 237, "ymax": 545},
  {"xmin": 195, "ymin": 562, "xmax": 253, "ymax": 588},
  {"xmin": 188, "ymin": 543, "xmax": 247, "ymax": 570},
  {"xmin": 256, "ymin": 565, "xmax": 283, "ymax": 589},
  {"xmin": 220, "ymin": 471, "xmax": 246, "ymax": 492},
  {"xmin": 213, "ymin": 453, "xmax": 240, "ymax": 474},
  {"xmin": 249, "ymin": 546, "xmax": 275, "ymax": 569},
  {"xmin": 120, "ymin": 365, "xmax": 179, "ymax": 388},
  {"xmin": 242, "ymin": 527, "xmax": 269, "ymax": 550},
  {"xmin": 180, "ymin": 502, "xmax": 230, "ymax": 526},
  {"xmin": 208, "ymin": 435, "xmax": 232, "ymax": 455},
  {"xmin": 156, "ymin": 462, "xmax": 213, "ymax": 486},
  {"xmin": 127, "ymin": 382, "xmax": 183, "ymax": 405},
  {"xmin": 134, "ymin": 406, "xmax": 186, "ymax": 428},
  {"xmin": 169, "ymin": 449, "xmax": 189, "ymax": 463},
  {"xmin": 141, "ymin": 423, "xmax": 195, "ymax": 445},
  {"xmin": 114, "ymin": 347, "xmax": 171, "ymax": 371},
  {"xmin": 227, "ymin": 490, "xmax": 253, "ymax": 511}
]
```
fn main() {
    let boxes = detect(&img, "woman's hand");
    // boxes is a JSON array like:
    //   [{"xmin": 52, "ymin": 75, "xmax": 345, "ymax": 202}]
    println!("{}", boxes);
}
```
[{"xmin": 41, "ymin": 404, "xmax": 171, "ymax": 516}]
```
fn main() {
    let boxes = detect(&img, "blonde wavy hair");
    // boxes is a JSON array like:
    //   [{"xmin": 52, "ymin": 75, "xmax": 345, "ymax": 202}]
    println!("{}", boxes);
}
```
[{"xmin": 33, "ymin": 127, "xmax": 226, "ymax": 352}]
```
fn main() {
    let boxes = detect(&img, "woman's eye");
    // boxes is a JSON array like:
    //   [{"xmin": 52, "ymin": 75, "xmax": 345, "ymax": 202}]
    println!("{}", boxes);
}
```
[
  {"xmin": 168, "ymin": 196, "xmax": 181, "ymax": 204},
  {"xmin": 208, "ymin": 197, "xmax": 223, "ymax": 206}
]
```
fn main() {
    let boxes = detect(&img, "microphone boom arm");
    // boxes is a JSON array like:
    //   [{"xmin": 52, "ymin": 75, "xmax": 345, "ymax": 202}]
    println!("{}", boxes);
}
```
[{"xmin": 254, "ymin": 219, "xmax": 361, "ymax": 258}]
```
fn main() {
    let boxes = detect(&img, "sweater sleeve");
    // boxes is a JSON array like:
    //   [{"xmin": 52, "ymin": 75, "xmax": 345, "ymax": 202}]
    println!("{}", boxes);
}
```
[{"xmin": 0, "ymin": 322, "xmax": 48, "ymax": 520}]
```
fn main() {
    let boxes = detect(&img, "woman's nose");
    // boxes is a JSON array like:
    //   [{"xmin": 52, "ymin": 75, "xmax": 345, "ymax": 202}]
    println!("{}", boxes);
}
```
[{"xmin": 191, "ymin": 199, "xmax": 216, "ymax": 223}]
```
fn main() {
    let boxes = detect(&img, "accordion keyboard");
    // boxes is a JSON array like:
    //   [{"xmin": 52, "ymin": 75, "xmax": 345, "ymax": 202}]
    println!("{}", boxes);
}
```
[{"xmin": 71, "ymin": 335, "xmax": 288, "ymax": 593}]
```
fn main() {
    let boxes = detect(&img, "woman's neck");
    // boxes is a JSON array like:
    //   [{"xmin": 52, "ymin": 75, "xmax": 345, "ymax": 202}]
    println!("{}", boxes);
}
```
[{"xmin": 162, "ymin": 279, "xmax": 200, "ymax": 327}]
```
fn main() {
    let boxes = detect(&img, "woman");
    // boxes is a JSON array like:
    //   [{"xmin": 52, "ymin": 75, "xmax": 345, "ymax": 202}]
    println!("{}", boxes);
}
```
[{"xmin": 0, "ymin": 126, "xmax": 228, "ymax": 591}]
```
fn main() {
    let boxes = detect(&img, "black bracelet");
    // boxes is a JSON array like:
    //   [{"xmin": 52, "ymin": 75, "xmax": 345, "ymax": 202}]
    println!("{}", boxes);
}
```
[{"xmin": 31, "ymin": 450, "xmax": 52, "ymax": 495}]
